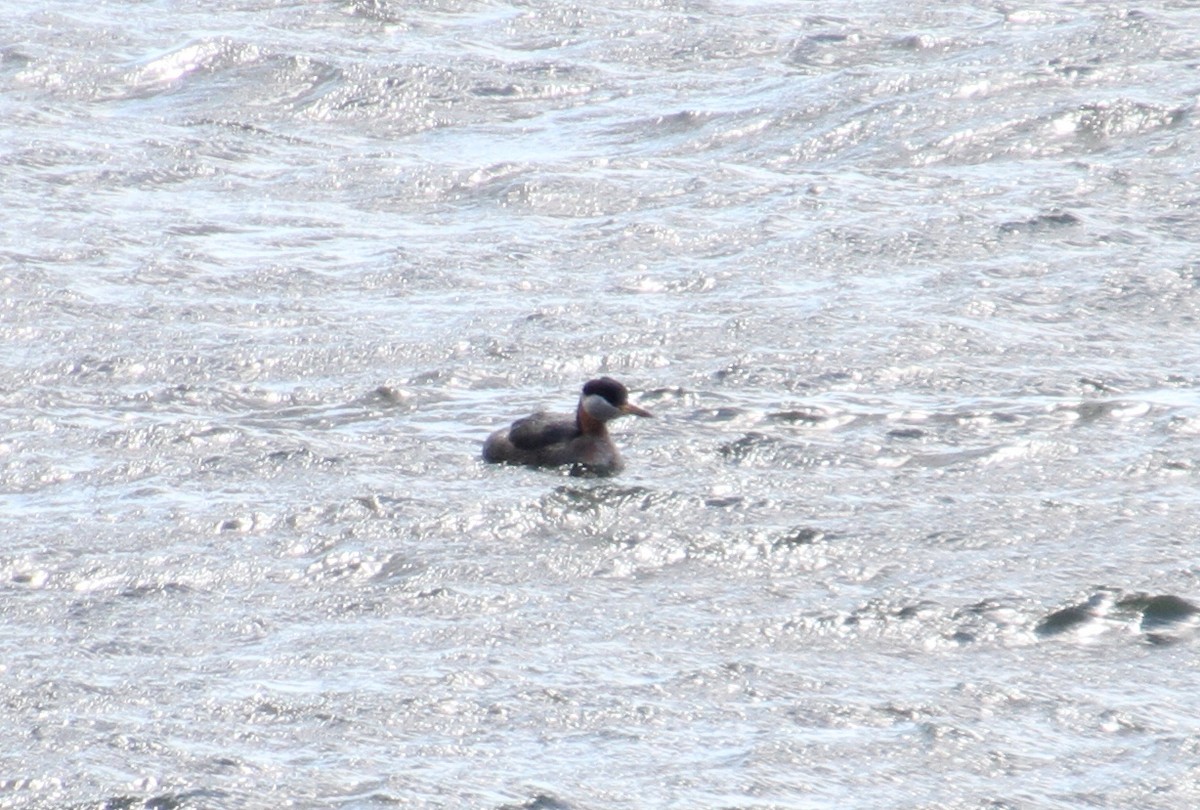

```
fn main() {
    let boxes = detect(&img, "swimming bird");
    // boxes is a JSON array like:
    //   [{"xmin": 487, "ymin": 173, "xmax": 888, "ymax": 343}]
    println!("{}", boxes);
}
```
[{"xmin": 482, "ymin": 377, "xmax": 653, "ymax": 473}]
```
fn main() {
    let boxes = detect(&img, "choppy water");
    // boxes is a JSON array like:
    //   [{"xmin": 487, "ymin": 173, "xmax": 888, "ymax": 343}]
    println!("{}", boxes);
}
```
[{"xmin": 4, "ymin": 1, "xmax": 1200, "ymax": 808}]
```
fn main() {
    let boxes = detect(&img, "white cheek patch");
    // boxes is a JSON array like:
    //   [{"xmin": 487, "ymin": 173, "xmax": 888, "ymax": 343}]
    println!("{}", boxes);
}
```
[{"xmin": 582, "ymin": 394, "xmax": 622, "ymax": 421}]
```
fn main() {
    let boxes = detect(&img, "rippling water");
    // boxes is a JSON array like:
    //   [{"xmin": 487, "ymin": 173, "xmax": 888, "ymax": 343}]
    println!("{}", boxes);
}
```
[{"xmin": 4, "ymin": 1, "xmax": 1200, "ymax": 808}]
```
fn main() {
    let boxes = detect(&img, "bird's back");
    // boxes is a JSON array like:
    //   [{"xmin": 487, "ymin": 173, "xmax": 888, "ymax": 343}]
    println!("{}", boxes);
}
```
[
  {"xmin": 482, "ymin": 411, "xmax": 622, "ymax": 471},
  {"xmin": 508, "ymin": 412, "xmax": 579, "ymax": 451}
]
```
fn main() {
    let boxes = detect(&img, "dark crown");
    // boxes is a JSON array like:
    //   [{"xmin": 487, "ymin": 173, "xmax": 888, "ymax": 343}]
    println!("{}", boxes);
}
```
[{"xmin": 581, "ymin": 377, "xmax": 629, "ymax": 406}]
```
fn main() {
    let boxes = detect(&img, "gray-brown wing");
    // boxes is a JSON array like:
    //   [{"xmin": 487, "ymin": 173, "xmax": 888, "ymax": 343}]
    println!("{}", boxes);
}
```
[{"xmin": 508, "ymin": 412, "xmax": 579, "ymax": 451}]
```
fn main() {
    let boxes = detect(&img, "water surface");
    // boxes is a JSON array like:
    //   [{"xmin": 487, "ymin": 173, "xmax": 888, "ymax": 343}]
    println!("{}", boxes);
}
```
[{"xmin": 3, "ymin": 1, "xmax": 1200, "ymax": 807}]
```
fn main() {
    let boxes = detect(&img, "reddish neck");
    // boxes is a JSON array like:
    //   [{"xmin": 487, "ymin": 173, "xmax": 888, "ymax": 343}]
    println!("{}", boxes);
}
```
[{"xmin": 576, "ymin": 403, "xmax": 609, "ymax": 436}]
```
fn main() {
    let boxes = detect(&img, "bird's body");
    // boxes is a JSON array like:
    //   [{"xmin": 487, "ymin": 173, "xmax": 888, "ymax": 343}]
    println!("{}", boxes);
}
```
[{"xmin": 482, "ymin": 378, "xmax": 652, "ymax": 473}]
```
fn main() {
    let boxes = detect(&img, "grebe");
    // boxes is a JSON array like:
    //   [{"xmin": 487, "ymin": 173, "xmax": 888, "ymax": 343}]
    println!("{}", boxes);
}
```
[{"xmin": 482, "ymin": 377, "xmax": 652, "ymax": 473}]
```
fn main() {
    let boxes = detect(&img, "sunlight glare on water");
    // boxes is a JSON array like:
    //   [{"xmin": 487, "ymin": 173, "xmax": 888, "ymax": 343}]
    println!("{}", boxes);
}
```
[{"xmin": 3, "ymin": 0, "xmax": 1200, "ymax": 808}]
